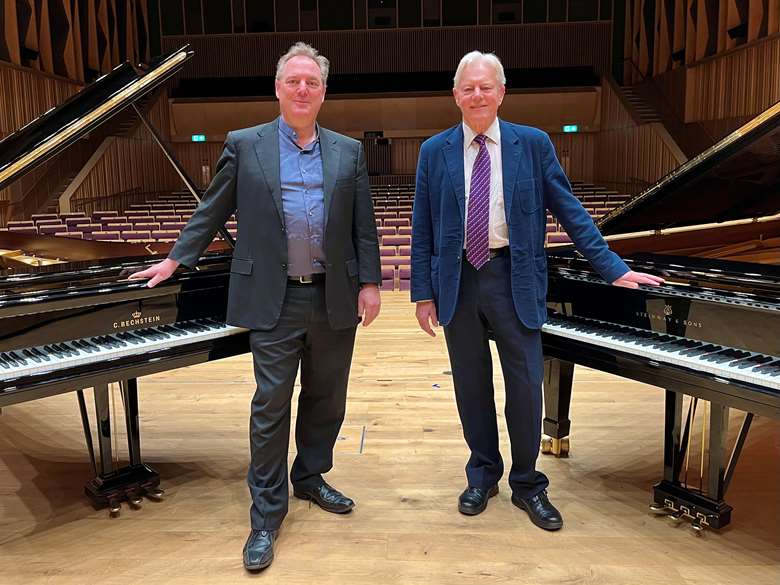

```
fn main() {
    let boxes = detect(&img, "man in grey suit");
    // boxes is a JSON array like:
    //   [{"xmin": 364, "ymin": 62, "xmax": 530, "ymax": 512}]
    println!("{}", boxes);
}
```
[{"xmin": 130, "ymin": 42, "xmax": 381, "ymax": 571}]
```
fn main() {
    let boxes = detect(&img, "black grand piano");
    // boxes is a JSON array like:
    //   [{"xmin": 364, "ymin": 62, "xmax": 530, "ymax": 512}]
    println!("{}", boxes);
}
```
[
  {"xmin": 542, "ymin": 100, "xmax": 780, "ymax": 530},
  {"xmin": 0, "ymin": 48, "xmax": 249, "ymax": 514}
]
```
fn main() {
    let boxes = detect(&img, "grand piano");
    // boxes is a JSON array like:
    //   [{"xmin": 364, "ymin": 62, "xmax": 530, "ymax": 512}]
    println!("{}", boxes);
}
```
[
  {"xmin": 541, "ymin": 100, "xmax": 780, "ymax": 530},
  {"xmin": 0, "ymin": 48, "xmax": 249, "ymax": 514}
]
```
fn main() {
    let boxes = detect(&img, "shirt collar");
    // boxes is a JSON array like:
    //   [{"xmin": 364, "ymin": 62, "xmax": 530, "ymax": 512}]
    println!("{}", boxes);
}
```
[
  {"xmin": 279, "ymin": 116, "xmax": 320, "ymax": 149},
  {"xmin": 462, "ymin": 117, "xmax": 500, "ymax": 149}
]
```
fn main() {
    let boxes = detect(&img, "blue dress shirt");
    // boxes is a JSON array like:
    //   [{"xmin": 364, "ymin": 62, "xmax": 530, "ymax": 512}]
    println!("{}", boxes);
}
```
[{"xmin": 278, "ymin": 117, "xmax": 326, "ymax": 277}]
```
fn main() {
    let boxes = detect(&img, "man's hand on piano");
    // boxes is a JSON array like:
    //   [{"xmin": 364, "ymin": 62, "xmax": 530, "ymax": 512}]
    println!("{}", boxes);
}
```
[
  {"xmin": 611, "ymin": 270, "xmax": 665, "ymax": 289},
  {"xmin": 415, "ymin": 300, "xmax": 439, "ymax": 337},
  {"xmin": 128, "ymin": 258, "xmax": 180, "ymax": 287}
]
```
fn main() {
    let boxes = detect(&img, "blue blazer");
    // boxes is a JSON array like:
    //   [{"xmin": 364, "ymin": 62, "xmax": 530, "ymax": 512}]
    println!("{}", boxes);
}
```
[{"xmin": 410, "ymin": 120, "xmax": 629, "ymax": 329}]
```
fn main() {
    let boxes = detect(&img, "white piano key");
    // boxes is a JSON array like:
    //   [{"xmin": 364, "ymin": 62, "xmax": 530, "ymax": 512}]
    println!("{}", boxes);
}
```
[
  {"xmin": 1, "ymin": 319, "xmax": 247, "ymax": 380},
  {"xmin": 542, "ymin": 315, "xmax": 780, "ymax": 391}
]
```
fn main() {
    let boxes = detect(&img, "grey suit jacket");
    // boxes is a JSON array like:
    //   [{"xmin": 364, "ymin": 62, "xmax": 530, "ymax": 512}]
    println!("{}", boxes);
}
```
[{"xmin": 169, "ymin": 118, "xmax": 381, "ymax": 331}]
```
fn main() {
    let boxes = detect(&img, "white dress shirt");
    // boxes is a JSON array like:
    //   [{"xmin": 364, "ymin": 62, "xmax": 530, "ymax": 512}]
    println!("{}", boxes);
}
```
[{"xmin": 463, "ymin": 118, "xmax": 509, "ymax": 249}]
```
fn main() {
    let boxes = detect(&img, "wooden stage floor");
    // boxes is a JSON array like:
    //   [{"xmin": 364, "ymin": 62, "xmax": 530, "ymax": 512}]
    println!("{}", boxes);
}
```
[{"xmin": 1, "ymin": 293, "xmax": 778, "ymax": 584}]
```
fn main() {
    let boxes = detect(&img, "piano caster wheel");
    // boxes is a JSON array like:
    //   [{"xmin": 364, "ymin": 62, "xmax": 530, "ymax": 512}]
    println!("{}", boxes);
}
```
[
  {"xmin": 541, "ymin": 437, "xmax": 570, "ymax": 458},
  {"xmin": 108, "ymin": 498, "xmax": 122, "ymax": 517},
  {"xmin": 144, "ymin": 486, "xmax": 165, "ymax": 501},
  {"xmin": 126, "ymin": 490, "xmax": 143, "ymax": 509}
]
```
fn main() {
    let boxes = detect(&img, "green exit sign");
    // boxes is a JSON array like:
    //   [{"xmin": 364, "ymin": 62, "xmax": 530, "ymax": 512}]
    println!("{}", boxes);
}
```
[
  {"xmin": 191, "ymin": 134, "xmax": 206, "ymax": 142},
  {"xmin": 562, "ymin": 125, "xmax": 579, "ymax": 133}
]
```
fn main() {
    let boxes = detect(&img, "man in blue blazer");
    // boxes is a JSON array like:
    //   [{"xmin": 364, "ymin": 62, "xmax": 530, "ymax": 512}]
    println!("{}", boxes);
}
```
[{"xmin": 411, "ymin": 51, "xmax": 663, "ymax": 530}]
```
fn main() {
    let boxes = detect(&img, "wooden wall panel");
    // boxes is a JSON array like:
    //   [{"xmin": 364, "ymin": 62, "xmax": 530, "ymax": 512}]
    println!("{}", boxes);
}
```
[
  {"xmin": 0, "ymin": 61, "xmax": 82, "ymax": 219},
  {"xmin": 2, "ymin": 1, "xmax": 20, "ymax": 65},
  {"xmin": 686, "ymin": 34, "xmax": 780, "ymax": 121},
  {"xmin": 68, "ymin": 93, "xmax": 183, "ymax": 206},
  {"xmin": 162, "ymin": 134, "xmax": 593, "ymax": 187},
  {"xmin": 162, "ymin": 21, "xmax": 612, "ymax": 79},
  {"xmin": 628, "ymin": 0, "xmax": 776, "ymax": 78},
  {"xmin": 388, "ymin": 138, "xmax": 424, "ymax": 176},
  {"xmin": 595, "ymin": 79, "xmax": 681, "ymax": 192},
  {"xmin": 549, "ymin": 133, "xmax": 595, "ymax": 183},
  {"xmin": 1, "ymin": 1, "xmax": 155, "ymax": 83}
]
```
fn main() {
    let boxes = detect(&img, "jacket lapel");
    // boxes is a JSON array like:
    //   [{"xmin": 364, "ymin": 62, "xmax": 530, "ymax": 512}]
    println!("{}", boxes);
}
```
[
  {"xmin": 254, "ymin": 118, "xmax": 284, "ymax": 227},
  {"xmin": 500, "ymin": 119, "xmax": 521, "ymax": 218},
  {"xmin": 319, "ymin": 128, "xmax": 340, "ymax": 229},
  {"xmin": 442, "ymin": 126, "xmax": 465, "ymax": 220}
]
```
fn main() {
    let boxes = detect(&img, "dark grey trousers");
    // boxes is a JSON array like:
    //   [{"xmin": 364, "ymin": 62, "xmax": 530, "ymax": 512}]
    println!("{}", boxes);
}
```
[{"xmin": 247, "ymin": 282, "xmax": 357, "ymax": 530}]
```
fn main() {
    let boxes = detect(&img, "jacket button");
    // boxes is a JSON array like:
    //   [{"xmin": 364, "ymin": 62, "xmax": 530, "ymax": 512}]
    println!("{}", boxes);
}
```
[{"xmin": 281, "ymin": 263, "xmax": 288, "ymax": 270}]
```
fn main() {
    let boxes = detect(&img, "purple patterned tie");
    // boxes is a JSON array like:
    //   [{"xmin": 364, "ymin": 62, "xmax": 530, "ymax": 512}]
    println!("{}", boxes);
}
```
[{"xmin": 466, "ymin": 134, "xmax": 491, "ymax": 270}]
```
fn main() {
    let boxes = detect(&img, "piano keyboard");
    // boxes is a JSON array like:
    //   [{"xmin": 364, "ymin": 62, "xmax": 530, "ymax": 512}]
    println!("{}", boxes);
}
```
[
  {"xmin": 0, "ymin": 318, "xmax": 247, "ymax": 381},
  {"xmin": 542, "ymin": 314, "xmax": 780, "ymax": 391}
]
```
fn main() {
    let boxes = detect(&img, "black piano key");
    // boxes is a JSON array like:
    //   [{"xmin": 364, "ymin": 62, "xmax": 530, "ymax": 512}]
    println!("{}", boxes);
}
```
[
  {"xmin": 31, "ymin": 346, "xmax": 50, "ymax": 360},
  {"xmin": 9, "ymin": 351, "xmax": 27, "ymax": 365},
  {"xmin": 681, "ymin": 344, "xmax": 722, "ymax": 357},
  {"xmin": 731, "ymin": 354, "xmax": 772, "ymax": 369},
  {"xmin": 105, "ymin": 335, "xmax": 127, "ymax": 347},
  {"xmin": 22, "ymin": 349, "xmax": 41, "ymax": 363},
  {"xmin": 752, "ymin": 358, "xmax": 780, "ymax": 373},
  {"xmin": 77, "ymin": 339, "xmax": 97, "ymax": 352},
  {"xmin": 55, "ymin": 343, "xmax": 76, "ymax": 356},
  {"xmin": 0, "ymin": 354, "xmax": 12, "ymax": 368}
]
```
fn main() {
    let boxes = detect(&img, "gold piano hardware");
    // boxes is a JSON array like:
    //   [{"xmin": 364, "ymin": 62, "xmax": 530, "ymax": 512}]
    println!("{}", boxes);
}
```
[
  {"xmin": 603, "ymin": 211, "xmax": 780, "ymax": 243},
  {"xmin": 0, "ymin": 248, "xmax": 66, "ymax": 266},
  {"xmin": 112, "ymin": 310, "xmax": 162, "ymax": 329}
]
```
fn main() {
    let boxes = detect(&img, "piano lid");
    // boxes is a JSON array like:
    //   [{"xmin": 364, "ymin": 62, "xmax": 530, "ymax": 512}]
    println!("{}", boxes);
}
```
[
  {"xmin": 0, "ymin": 46, "xmax": 193, "ymax": 192},
  {"xmin": 597, "ymin": 99, "xmax": 780, "ymax": 237}
]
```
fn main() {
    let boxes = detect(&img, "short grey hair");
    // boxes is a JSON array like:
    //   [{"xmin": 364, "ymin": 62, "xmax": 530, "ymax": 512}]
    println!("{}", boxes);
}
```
[
  {"xmin": 275, "ymin": 42, "xmax": 330, "ymax": 86},
  {"xmin": 453, "ymin": 51, "xmax": 506, "ymax": 87}
]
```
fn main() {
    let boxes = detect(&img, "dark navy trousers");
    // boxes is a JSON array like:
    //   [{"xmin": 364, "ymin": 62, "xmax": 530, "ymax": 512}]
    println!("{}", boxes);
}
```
[{"xmin": 443, "ymin": 254, "xmax": 549, "ymax": 498}]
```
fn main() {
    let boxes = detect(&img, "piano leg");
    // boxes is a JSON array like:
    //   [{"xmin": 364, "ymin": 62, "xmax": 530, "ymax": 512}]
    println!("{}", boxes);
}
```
[
  {"xmin": 120, "ymin": 379, "xmax": 163, "ymax": 503},
  {"xmin": 81, "ymin": 380, "xmax": 161, "ymax": 514},
  {"xmin": 541, "ymin": 358, "xmax": 573, "ymax": 457},
  {"xmin": 652, "ymin": 391, "xmax": 733, "ymax": 530}
]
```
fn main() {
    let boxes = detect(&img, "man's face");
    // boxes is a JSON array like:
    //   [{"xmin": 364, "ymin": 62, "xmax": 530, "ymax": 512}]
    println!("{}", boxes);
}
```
[
  {"xmin": 275, "ymin": 55, "xmax": 326, "ymax": 126},
  {"xmin": 453, "ymin": 61, "xmax": 505, "ymax": 131}
]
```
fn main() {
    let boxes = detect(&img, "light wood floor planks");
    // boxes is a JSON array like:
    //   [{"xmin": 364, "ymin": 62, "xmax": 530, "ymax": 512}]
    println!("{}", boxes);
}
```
[{"xmin": 0, "ymin": 293, "xmax": 778, "ymax": 584}]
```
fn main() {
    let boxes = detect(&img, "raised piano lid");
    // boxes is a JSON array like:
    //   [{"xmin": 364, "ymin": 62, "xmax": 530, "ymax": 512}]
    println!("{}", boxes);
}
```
[
  {"xmin": 596, "ymin": 99, "xmax": 780, "ymax": 239},
  {"xmin": 0, "ymin": 46, "xmax": 193, "ymax": 191},
  {"xmin": 0, "ymin": 46, "xmax": 211, "ymax": 282}
]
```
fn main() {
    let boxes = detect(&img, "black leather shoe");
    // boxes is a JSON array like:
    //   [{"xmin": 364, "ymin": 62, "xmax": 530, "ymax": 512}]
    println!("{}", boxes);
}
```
[
  {"xmin": 458, "ymin": 485, "xmax": 498, "ymax": 516},
  {"xmin": 243, "ymin": 529, "xmax": 276, "ymax": 571},
  {"xmin": 293, "ymin": 482, "xmax": 355, "ymax": 514},
  {"xmin": 512, "ymin": 490, "xmax": 563, "ymax": 531}
]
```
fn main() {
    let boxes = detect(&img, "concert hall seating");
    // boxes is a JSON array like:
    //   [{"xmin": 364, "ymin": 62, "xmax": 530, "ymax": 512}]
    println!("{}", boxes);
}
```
[{"xmin": 0, "ymin": 182, "xmax": 632, "ymax": 291}]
